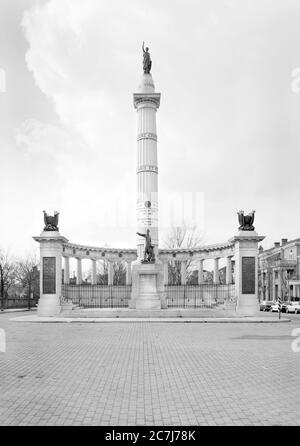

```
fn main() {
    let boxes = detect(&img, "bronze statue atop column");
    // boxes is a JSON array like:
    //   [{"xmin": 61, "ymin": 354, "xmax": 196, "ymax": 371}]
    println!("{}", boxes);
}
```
[{"xmin": 142, "ymin": 42, "xmax": 152, "ymax": 74}]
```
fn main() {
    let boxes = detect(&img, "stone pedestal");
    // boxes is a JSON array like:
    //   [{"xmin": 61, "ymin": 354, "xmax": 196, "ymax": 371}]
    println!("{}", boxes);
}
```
[
  {"xmin": 129, "ymin": 260, "xmax": 167, "ymax": 309},
  {"xmin": 33, "ymin": 231, "xmax": 68, "ymax": 317},
  {"xmin": 230, "ymin": 231, "xmax": 265, "ymax": 316}
]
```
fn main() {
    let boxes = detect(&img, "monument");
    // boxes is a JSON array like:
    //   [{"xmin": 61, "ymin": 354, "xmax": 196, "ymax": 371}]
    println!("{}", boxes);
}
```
[
  {"xmin": 129, "ymin": 43, "xmax": 166, "ymax": 309},
  {"xmin": 32, "ymin": 45, "xmax": 266, "ymax": 318},
  {"xmin": 230, "ymin": 211, "xmax": 264, "ymax": 316},
  {"xmin": 33, "ymin": 212, "xmax": 68, "ymax": 316}
]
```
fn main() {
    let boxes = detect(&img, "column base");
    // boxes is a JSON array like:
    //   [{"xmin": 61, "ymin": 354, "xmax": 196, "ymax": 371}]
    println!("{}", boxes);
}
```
[
  {"xmin": 37, "ymin": 295, "xmax": 61, "ymax": 317},
  {"xmin": 236, "ymin": 295, "xmax": 260, "ymax": 316},
  {"xmin": 129, "ymin": 260, "xmax": 167, "ymax": 310}
]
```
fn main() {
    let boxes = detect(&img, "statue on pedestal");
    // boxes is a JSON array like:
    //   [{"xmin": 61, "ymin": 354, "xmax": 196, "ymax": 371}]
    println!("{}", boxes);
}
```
[
  {"xmin": 137, "ymin": 229, "xmax": 155, "ymax": 263},
  {"xmin": 43, "ymin": 210, "xmax": 59, "ymax": 231},
  {"xmin": 142, "ymin": 42, "xmax": 152, "ymax": 74},
  {"xmin": 237, "ymin": 210, "xmax": 255, "ymax": 231}
]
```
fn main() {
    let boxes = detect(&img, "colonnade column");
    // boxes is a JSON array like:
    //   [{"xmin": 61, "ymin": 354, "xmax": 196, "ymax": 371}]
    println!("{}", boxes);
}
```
[
  {"xmin": 126, "ymin": 261, "xmax": 132, "ymax": 285},
  {"xmin": 213, "ymin": 258, "xmax": 219, "ymax": 284},
  {"xmin": 108, "ymin": 261, "xmax": 114, "ymax": 286},
  {"xmin": 64, "ymin": 256, "xmax": 70, "ymax": 285},
  {"xmin": 76, "ymin": 258, "xmax": 82, "ymax": 285},
  {"xmin": 181, "ymin": 260, "xmax": 187, "ymax": 285},
  {"xmin": 91, "ymin": 259, "xmax": 97, "ymax": 285},
  {"xmin": 163, "ymin": 261, "xmax": 169, "ymax": 285},
  {"xmin": 226, "ymin": 256, "xmax": 233, "ymax": 284},
  {"xmin": 198, "ymin": 259, "xmax": 204, "ymax": 284}
]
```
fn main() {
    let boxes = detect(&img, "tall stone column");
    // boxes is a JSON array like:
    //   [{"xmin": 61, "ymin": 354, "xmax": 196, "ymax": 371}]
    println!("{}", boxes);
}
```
[
  {"xmin": 226, "ymin": 256, "xmax": 233, "ymax": 284},
  {"xmin": 180, "ymin": 260, "xmax": 187, "ymax": 285},
  {"xmin": 230, "ymin": 231, "xmax": 265, "ymax": 316},
  {"xmin": 108, "ymin": 261, "xmax": 114, "ymax": 286},
  {"xmin": 91, "ymin": 259, "xmax": 97, "ymax": 285},
  {"xmin": 134, "ymin": 73, "xmax": 160, "ymax": 260},
  {"xmin": 64, "ymin": 257, "xmax": 70, "ymax": 285},
  {"xmin": 198, "ymin": 259, "xmax": 204, "ymax": 284},
  {"xmin": 130, "ymin": 62, "xmax": 166, "ymax": 310},
  {"xmin": 126, "ymin": 261, "xmax": 132, "ymax": 285},
  {"xmin": 76, "ymin": 258, "xmax": 82, "ymax": 285},
  {"xmin": 213, "ymin": 258, "xmax": 219, "ymax": 284},
  {"xmin": 33, "ymin": 231, "xmax": 68, "ymax": 317}
]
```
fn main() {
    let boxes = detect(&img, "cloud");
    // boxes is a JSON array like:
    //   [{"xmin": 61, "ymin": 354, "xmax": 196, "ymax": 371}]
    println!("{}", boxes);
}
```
[{"xmin": 13, "ymin": 0, "xmax": 300, "ymax": 253}]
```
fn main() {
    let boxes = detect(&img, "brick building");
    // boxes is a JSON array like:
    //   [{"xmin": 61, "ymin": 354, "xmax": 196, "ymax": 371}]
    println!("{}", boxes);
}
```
[{"xmin": 258, "ymin": 238, "xmax": 300, "ymax": 302}]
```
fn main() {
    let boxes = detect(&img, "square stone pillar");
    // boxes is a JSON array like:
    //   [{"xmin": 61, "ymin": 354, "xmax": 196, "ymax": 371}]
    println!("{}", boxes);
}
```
[
  {"xmin": 229, "ymin": 231, "xmax": 265, "ymax": 316},
  {"xmin": 33, "ymin": 231, "xmax": 68, "ymax": 317}
]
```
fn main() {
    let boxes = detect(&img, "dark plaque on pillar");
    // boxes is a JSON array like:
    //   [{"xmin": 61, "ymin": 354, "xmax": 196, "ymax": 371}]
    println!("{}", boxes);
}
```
[
  {"xmin": 242, "ymin": 257, "xmax": 255, "ymax": 294},
  {"xmin": 43, "ymin": 257, "xmax": 56, "ymax": 294}
]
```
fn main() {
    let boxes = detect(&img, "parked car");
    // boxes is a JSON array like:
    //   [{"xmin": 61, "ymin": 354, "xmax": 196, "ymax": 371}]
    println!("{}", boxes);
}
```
[
  {"xmin": 281, "ymin": 302, "xmax": 289, "ymax": 313},
  {"xmin": 286, "ymin": 302, "xmax": 300, "ymax": 314},
  {"xmin": 260, "ymin": 301, "xmax": 274, "ymax": 311},
  {"xmin": 271, "ymin": 303, "xmax": 280, "ymax": 312}
]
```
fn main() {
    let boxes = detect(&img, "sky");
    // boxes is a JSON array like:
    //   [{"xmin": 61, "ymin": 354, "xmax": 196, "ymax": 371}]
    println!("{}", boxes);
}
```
[{"xmin": 1, "ymin": 0, "xmax": 300, "ymax": 259}]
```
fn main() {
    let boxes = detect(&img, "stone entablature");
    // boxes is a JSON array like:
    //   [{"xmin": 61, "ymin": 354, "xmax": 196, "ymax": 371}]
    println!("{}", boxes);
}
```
[
  {"xmin": 62, "ymin": 242, "xmax": 137, "ymax": 262},
  {"xmin": 160, "ymin": 242, "xmax": 234, "ymax": 261},
  {"xmin": 62, "ymin": 240, "xmax": 235, "ymax": 262}
]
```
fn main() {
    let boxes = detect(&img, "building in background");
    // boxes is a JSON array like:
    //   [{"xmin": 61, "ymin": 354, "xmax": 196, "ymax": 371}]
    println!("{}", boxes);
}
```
[{"xmin": 258, "ymin": 238, "xmax": 300, "ymax": 302}]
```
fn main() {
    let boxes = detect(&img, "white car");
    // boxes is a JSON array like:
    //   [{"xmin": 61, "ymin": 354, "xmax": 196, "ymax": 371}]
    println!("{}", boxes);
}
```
[
  {"xmin": 286, "ymin": 302, "xmax": 300, "ymax": 314},
  {"xmin": 271, "ymin": 303, "xmax": 280, "ymax": 312}
]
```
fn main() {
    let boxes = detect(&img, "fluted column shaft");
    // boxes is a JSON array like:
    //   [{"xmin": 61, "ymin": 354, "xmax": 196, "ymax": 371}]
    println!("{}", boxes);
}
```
[
  {"xmin": 91, "ymin": 259, "xmax": 97, "ymax": 285},
  {"xmin": 76, "ymin": 258, "xmax": 82, "ymax": 285},
  {"xmin": 64, "ymin": 257, "xmax": 70, "ymax": 285},
  {"xmin": 214, "ymin": 258, "xmax": 219, "ymax": 284}
]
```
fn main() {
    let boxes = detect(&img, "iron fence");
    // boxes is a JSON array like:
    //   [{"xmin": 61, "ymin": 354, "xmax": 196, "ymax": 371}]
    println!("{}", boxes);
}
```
[
  {"xmin": 62, "ymin": 283, "xmax": 235, "ymax": 309},
  {"xmin": 62, "ymin": 284, "xmax": 131, "ymax": 308},
  {"xmin": 0, "ymin": 298, "xmax": 38, "ymax": 310},
  {"xmin": 166, "ymin": 284, "xmax": 236, "ymax": 308}
]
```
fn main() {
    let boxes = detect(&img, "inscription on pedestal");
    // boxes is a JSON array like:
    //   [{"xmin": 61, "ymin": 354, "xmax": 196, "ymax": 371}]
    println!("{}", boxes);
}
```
[
  {"xmin": 242, "ymin": 257, "xmax": 255, "ymax": 294},
  {"xmin": 43, "ymin": 257, "xmax": 56, "ymax": 294}
]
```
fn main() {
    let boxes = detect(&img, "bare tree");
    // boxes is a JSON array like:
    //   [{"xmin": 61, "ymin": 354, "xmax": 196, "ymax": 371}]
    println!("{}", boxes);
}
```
[
  {"xmin": 96, "ymin": 260, "xmax": 108, "ymax": 284},
  {"xmin": 15, "ymin": 252, "xmax": 39, "ymax": 306},
  {"xmin": 0, "ymin": 250, "xmax": 17, "ymax": 310},
  {"xmin": 164, "ymin": 224, "xmax": 203, "ymax": 285},
  {"xmin": 113, "ymin": 261, "xmax": 126, "ymax": 285}
]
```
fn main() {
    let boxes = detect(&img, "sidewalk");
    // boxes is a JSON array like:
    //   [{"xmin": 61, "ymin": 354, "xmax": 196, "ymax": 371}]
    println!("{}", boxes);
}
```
[
  {"xmin": 10, "ymin": 314, "xmax": 290, "ymax": 323},
  {"xmin": 0, "ymin": 308, "xmax": 37, "ymax": 314}
]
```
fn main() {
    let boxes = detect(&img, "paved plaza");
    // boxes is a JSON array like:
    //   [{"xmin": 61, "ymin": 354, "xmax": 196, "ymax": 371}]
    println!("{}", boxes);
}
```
[{"xmin": 0, "ymin": 311, "xmax": 299, "ymax": 426}]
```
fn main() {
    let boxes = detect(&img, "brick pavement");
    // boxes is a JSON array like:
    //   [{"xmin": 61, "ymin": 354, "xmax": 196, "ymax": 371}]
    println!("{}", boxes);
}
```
[{"xmin": 0, "ymin": 311, "xmax": 299, "ymax": 426}]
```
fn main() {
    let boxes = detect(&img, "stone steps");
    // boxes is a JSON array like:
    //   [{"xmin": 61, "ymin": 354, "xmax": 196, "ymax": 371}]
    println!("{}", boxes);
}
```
[{"xmin": 59, "ymin": 308, "xmax": 237, "ymax": 318}]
